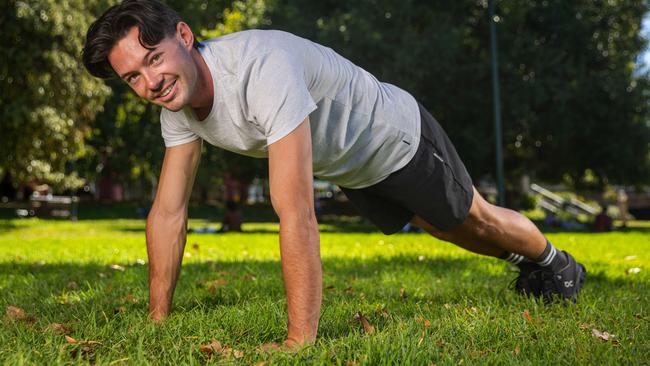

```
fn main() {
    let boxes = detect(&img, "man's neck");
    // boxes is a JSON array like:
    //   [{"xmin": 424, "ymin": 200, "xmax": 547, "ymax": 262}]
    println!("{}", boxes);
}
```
[{"xmin": 189, "ymin": 47, "xmax": 214, "ymax": 121}]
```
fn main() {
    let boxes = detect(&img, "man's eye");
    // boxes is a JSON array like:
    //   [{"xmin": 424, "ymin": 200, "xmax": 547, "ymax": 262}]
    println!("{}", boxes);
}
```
[
  {"xmin": 126, "ymin": 74, "xmax": 139, "ymax": 83},
  {"xmin": 151, "ymin": 54, "xmax": 162, "ymax": 64}
]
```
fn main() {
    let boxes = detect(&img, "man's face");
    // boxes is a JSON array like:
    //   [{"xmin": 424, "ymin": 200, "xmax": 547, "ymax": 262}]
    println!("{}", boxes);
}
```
[{"xmin": 108, "ymin": 24, "xmax": 198, "ymax": 111}]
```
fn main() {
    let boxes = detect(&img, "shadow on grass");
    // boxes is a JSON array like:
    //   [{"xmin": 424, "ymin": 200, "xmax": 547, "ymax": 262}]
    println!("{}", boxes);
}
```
[
  {"xmin": 115, "ymin": 223, "xmax": 380, "ymax": 234},
  {"xmin": 0, "ymin": 256, "xmax": 493, "ymax": 309},
  {"xmin": 2, "ymin": 256, "xmax": 646, "ymax": 324},
  {"xmin": 0, "ymin": 220, "xmax": 18, "ymax": 232},
  {"xmin": 532, "ymin": 220, "xmax": 650, "ymax": 233}
]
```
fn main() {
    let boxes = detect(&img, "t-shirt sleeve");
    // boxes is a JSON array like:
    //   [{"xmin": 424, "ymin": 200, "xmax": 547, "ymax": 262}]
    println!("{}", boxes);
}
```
[
  {"xmin": 244, "ymin": 49, "xmax": 317, "ymax": 145},
  {"xmin": 160, "ymin": 110, "xmax": 200, "ymax": 147}
]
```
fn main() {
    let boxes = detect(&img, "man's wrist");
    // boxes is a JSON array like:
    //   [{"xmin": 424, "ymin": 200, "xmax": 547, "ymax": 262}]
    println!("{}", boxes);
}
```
[{"xmin": 287, "ymin": 323, "xmax": 318, "ymax": 344}]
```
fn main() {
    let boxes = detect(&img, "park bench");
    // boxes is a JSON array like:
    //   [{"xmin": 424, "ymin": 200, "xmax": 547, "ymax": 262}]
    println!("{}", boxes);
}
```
[
  {"xmin": 530, "ymin": 183, "xmax": 599, "ymax": 216},
  {"xmin": 16, "ymin": 193, "xmax": 79, "ymax": 220}
]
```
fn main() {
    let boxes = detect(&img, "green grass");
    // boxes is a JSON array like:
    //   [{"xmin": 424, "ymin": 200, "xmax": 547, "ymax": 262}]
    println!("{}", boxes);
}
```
[{"xmin": 1, "ymin": 218, "xmax": 649, "ymax": 365}]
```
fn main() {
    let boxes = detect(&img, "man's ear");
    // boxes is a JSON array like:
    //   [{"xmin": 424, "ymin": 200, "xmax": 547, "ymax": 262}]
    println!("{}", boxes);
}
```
[{"xmin": 176, "ymin": 22, "xmax": 195, "ymax": 50}]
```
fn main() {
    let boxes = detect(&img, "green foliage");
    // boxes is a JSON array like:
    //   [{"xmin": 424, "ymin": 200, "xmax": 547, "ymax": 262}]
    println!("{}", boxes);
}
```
[
  {"xmin": 3, "ymin": 0, "xmax": 650, "ymax": 196},
  {"xmin": 0, "ymin": 0, "xmax": 113, "ymax": 190},
  {"xmin": 1, "ymin": 218, "xmax": 649, "ymax": 364},
  {"xmin": 193, "ymin": 0, "xmax": 270, "ymax": 194},
  {"xmin": 266, "ymin": 0, "xmax": 650, "ymax": 188},
  {"xmin": 496, "ymin": 1, "xmax": 650, "ymax": 188},
  {"xmin": 79, "ymin": 0, "xmax": 269, "ymax": 200}
]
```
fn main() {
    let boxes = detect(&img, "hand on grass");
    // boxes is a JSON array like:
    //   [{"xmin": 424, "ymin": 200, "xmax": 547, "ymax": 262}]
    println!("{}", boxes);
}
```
[
  {"xmin": 148, "ymin": 308, "xmax": 168, "ymax": 323},
  {"xmin": 259, "ymin": 337, "xmax": 313, "ymax": 353}
]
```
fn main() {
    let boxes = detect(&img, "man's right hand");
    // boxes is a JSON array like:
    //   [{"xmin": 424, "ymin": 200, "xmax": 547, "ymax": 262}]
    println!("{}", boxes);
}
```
[{"xmin": 145, "ymin": 138, "xmax": 202, "ymax": 321}]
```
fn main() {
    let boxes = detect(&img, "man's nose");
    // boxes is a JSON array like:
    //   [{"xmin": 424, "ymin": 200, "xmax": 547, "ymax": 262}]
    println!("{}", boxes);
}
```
[{"xmin": 143, "ymin": 69, "xmax": 163, "ymax": 92}]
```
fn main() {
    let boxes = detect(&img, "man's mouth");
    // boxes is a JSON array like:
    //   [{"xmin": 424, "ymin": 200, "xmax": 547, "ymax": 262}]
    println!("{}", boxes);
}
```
[{"xmin": 157, "ymin": 80, "xmax": 176, "ymax": 101}]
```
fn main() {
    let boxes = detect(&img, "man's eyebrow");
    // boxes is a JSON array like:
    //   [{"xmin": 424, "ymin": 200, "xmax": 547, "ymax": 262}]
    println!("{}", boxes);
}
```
[{"xmin": 118, "ymin": 48, "xmax": 157, "ymax": 79}]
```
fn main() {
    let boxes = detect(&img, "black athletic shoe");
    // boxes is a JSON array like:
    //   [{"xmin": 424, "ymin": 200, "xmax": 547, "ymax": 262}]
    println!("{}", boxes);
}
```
[
  {"xmin": 512, "ymin": 261, "xmax": 544, "ymax": 297},
  {"xmin": 539, "ymin": 251, "xmax": 586, "ymax": 304}
]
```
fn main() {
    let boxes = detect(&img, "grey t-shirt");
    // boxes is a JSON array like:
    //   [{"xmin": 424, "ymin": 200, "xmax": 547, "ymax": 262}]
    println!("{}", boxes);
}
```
[{"xmin": 161, "ymin": 30, "xmax": 420, "ymax": 189}]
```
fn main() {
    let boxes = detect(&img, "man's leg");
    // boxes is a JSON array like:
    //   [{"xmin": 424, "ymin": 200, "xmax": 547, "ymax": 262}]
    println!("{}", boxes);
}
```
[
  {"xmin": 411, "ymin": 186, "xmax": 586, "ymax": 302},
  {"xmin": 410, "ymin": 187, "xmax": 546, "ymax": 259}
]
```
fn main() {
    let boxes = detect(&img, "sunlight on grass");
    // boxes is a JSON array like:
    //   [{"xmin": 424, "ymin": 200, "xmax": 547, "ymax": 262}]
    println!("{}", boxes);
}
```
[{"xmin": 1, "ymin": 218, "xmax": 648, "ymax": 365}]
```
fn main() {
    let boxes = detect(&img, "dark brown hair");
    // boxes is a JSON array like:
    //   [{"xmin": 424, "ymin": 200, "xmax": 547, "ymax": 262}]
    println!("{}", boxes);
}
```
[{"xmin": 82, "ymin": 0, "xmax": 201, "ymax": 79}]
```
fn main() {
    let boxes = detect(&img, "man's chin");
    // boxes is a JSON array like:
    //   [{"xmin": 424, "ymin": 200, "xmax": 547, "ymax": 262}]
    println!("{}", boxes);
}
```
[
  {"xmin": 161, "ymin": 104, "xmax": 184, "ymax": 112},
  {"xmin": 154, "ymin": 99, "xmax": 184, "ymax": 112}
]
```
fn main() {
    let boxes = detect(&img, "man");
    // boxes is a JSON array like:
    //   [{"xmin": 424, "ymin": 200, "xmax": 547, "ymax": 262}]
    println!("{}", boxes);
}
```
[{"xmin": 83, "ymin": 0, "xmax": 586, "ymax": 348}]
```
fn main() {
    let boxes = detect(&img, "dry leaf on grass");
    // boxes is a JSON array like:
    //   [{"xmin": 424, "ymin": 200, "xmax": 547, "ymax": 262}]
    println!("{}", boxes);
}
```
[
  {"xmin": 6, "ymin": 306, "xmax": 36, "ymax": 323},
  {"xmin": 64, "ymin": 335, "xmax": 102, "ymax": 359},
  {"xmin": 470, "ymin": 349, "xmax": 493, "ymax": 358},
  {"xmin": 66, "ymin": 281, "xmax": 79, "ymax": 290},
  {"xmin": 120, "ymin": 294, "xmax": 137, "ymax": 303},
  {"xmin": 6, "ymin": 306, "xmax": 27, "ymax": 320},
  {"xmin": 522, "ymin": 309, "xmax": 542, "ymax": 324},
  {"xmin": 325, "ymin": 284, "xmax": 336, "ymax": 291},
  {"xmin": 44, "ymin": 323, "xmax": 72, "ymax": 335},
  {"xmin": 626, "ymin": 267, "xmax": 641, "ymax": 275},
  {"xmin": 399, "ymin": 288, "xmax": 408, "ymax": 299},
  {"xmin": 64, "ymin": 335, "xmax": 101, "ymax": 345},
  {"xmin": 113, "ymin": 306, "xmax": 127, "ymax": 314},
  {"xmin": 68, "ymin": 345, "xmax": 97, "ymax": 359},
  {"xmin": 354, "ymin": 311, "xmax": 375, "ymax": 334},
  {"xmin": 514, "ymin": 345, "xmax": 521, "ymax": 355},
  {"xmin": 376, "ymin": 307, "xmax": 390, "ymax": 318},
  {"xmin": 191, "ymin": 243, "xmax": 200, "ymax": 251},
  {"xmin": 623, "ymin": 255, "xmax": 637, "ymax": 261},
  {"xmin": 592, "ymin": 329, "xmax": 620, "ymax": 345},
  {"xmin": 415, "ymin": 316, "xmax": 431, "ymax": 328},
  {"xmin": 109, "ymin": 264, "xmax": 125, "ymax": 272},
  {"xmin": 343, "ymin": 287, "xmax": 354, "ymax": 296},
  {"xmin": 205, "ymin": 279, "xmax": 229, "ymax": 294},
  {"xmin": 199, "ymin": 340, "xmax": 222, "ymax": 355},
  {"xmin": 242, "ymin": 273, "xmax": 257, "ymax": 281},
  {"xmin": 64, "ymin": 336, "xmax": 101, "ymax": 360},
  {"xmin": 522, "ymin": 309, "xmax": 534, "ymax": 323},
  {"xmin": 199, "ymin": 339, "xmax": 243, "ymax": 359}
]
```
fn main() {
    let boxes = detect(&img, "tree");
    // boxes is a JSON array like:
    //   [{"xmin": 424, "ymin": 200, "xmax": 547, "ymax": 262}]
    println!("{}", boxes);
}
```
[
  {"xmin": 79, "ymin": 0, "xmax": 269, "ymax": 201},
  {"xmin": 266, "ymin": 0, "xmax": 650, "ymax": 194},
  {"xmin": 1, "ymin": 0, "xmax": 113, "ymax": 191},
  {"xmin": 494, "ymin": 1, "xmax": 650, "ymax": 190}
]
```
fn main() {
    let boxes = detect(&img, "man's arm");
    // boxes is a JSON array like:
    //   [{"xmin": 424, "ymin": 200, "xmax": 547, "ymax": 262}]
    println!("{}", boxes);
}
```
[
  {"xmin": 146, "ymin": 139, "xmax": 202, "ymax": 322},
  {"xmin": 268, "ymin": 117, "xmax": 322, "ymax": 346}
]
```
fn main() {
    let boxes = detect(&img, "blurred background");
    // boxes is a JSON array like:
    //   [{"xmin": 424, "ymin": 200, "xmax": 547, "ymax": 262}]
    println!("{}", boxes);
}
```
[{"xmin": 1, "ymin": 0, "xmax": 649, "ymax": 227}]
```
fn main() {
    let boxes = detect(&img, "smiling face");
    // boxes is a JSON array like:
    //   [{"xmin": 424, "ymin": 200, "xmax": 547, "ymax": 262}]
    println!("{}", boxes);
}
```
[{"xmin": 107, "ymin": 23, "xmax": 199, "ymax": 112}]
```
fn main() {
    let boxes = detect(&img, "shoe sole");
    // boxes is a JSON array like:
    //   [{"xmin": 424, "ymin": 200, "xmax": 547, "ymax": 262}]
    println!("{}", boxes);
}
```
[{"xmin": 574, "ymin": 263, "xmax": 587, "ymax": 302}]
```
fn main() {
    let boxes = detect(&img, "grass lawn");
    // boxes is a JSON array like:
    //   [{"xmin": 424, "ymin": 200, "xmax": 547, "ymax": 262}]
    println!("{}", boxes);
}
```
[{"xmin": 1, "ymin": 217, "xmax": 649, "ymax": 365}]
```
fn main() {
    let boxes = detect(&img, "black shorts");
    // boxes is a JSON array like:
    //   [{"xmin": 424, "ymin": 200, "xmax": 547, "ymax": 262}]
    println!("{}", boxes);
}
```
[{"xmin": 340, "ymin": 103, "xmax": 474, "ymax": 235}]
